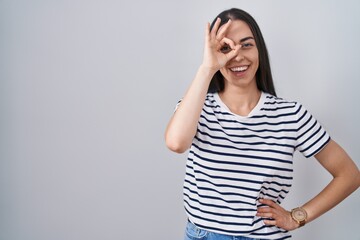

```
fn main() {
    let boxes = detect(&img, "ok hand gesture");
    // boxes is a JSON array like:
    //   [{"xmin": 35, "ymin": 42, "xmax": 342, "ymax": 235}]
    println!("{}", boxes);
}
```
[{"xmin": 202, "ymin": 18, "xmax": 241, "ymax": 72}]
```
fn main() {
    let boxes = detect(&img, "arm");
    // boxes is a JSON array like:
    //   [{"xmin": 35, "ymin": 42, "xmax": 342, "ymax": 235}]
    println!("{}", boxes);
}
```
[
  {"xmin": 257, "ymin": 139, "xmax": 360, "ymax": 230},
  {"xmin": 301, "ymin": 139, "xmax": 360, "ymax": 223},
  {"xmin": 164, "ymin": 66, "xmax": 215, "ymax": 153},
  {"xmin": 165, "ymin": 18, "xmax": 241, "ymax": 153}
]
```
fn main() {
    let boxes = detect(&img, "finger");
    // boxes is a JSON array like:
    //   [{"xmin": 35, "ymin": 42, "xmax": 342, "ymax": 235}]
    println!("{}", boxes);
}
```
[
  {"xmin": 257, "ymin": 207, "xmax": 273, "ymax": 213},
  {"xmin": 216, "ymin": 19, "xmax": 232, "ymax": 41},
  {"xmin": 205, "ymin": 22, "xmax": 210, "ymax": 41},
  {"xmin": 263, "ymin": 219, "xmax": 277, "ymax": 226},
  {"xmin": 219, "ymin": 37, "xmax": 236, "ymax": 50},
  {"xmin": 257, "ymin": 207, "xmax": 277, "ymax": 218},
  {"xmin": 224, "ymin": 44, "xmax": 241, "ymax": 60},
  {"xmin": 260, "ymin": 199, "xmax": 280, "ymax": 209},
  {"xmin": 256, "ymin": 212, "xmax": 274, "ymax": 218},
  {"xmin": 210, "ymin": 18, "xmax": 221, "ymax": 39}
]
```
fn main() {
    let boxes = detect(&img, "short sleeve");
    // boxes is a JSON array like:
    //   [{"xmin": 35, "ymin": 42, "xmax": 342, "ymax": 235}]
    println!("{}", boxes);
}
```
[
  {"xmin": 294, "ymin": 103, "xmax": 331, "ymax": 158},
  {"xmin": 173, "ymin": 99, "xmax": 182, "ymax": 113}
]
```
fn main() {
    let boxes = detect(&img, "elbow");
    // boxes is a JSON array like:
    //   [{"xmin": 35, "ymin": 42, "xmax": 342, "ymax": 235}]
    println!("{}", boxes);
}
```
[
  {"xmin": 347, "ymin": 164, "xmax": 360, "ymax": 190},
  {"xmin": 349, "ymin": 171, "xmax": 360, "ymax": 194},
  {"xmin": 341, "ymin": 167, "xmax": 360, "ymax": 193},
  {"xmin": 356, "ymin": 171, "xmax": 360, "ymax": 189},
  {"xmin": 165, "ymin": 135, "xmax": 190, "ymax": 154}
]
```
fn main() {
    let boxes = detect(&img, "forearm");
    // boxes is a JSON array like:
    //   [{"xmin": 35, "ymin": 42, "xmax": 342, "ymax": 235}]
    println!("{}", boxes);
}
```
[
  {"xmin": 257, "ymin": 140, "xmax": 360, "ymax": 231},
  {"xmin": 302, "ymin": 170, "xmax": 360, "ymax": 224},
  {"xmin": 165, "ymin": 65, "xmax": 216, "ymax": 153}
]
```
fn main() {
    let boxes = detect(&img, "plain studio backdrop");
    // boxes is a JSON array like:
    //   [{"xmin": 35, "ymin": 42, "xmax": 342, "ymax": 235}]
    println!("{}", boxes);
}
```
[{"xmin": 1, "ymin": 0, "xmax": 359, "ymax": 239}]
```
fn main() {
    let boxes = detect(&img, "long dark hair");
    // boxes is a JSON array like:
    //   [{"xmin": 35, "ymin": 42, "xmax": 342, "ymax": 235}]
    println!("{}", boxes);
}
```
[{"xmin": 207, "ymin": 8, "xmax": 276, "ymax": 96}]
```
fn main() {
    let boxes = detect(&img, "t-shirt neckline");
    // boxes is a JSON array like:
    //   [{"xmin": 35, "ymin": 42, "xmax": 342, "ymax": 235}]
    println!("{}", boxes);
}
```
[{"xmin": 213, "ymin": 91, "xmax": 265, "ymax": 119}]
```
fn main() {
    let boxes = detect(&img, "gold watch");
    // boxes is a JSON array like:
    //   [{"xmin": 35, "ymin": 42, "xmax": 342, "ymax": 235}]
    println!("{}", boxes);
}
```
[{"xmin": 291, "ymin": 207, "xmax": 308, "ymax": 227}]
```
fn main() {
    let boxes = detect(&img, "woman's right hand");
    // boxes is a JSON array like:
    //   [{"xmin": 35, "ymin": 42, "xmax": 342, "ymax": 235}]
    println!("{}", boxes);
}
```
[
  {"xmin": 202, "ymin": 18, "xmax": 241, "ymax": 72},
  {"xmin": 165, "ymin": 19, "xmax": 241, "ymax": 153}
]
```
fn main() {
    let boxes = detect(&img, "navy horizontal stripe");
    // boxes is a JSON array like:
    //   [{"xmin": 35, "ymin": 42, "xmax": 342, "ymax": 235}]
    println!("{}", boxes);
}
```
[
  {"xmin": 264, "ymin": 100, "xmax": 296, "ymax": 105},
  {"xmin": 184, "ymin": 185, "xmax": 256, "ymax": 206},
  {"xmin": 183, "ymin": 192, "xmax": 256, "ymax": 212},
  {"xmin": 184, "ymin": 206, "xmax": 263, "ymax": 227},
  {"xmin": 261, "ymin": 185, "xmax": 289, "ymax": 195},
  {"xmin": 195, "ymin": 135, "xmax": 293, "ymax": 156},
  {"xmin": 259, "ymin": 191, "xmax": 283, "ymax": 200},
  {"xmin": 304, "ymin": 135, "xmax": 331, "ymax": 158},
  {"xmin": 185, "ymin": 177, "xmax": 260, "ymax": 194},
  {"xmin": 192, "ymin": 146, "xmax": 293, "ymax": 172},
  {"xmin": 296, "ymin": 124, "xmax": 322, "ymax": 150},
  {"xmin": 186, "ymin": 169, "xmax": 267, "ymax": 187},
  {"xmin": 251, "ymin": 105, "xmax": 301, "ymax": 119},
  {"xmin": 184, "ymin": 199, "xmax": 255, "ymax": 219},
  {"xmin": 185, "ymin": 179, "xmax": 257, "ymax": 200},
  {"xmin": 204, "ymin": 96, "xmax": 217, "ymax": 103},
  {"xmin": 186, "ymin": 168, "xmax": 292, "ymax": 188},
  {"xmin": 200, "ymin": 114, "xmax": 303, "ymax": 127},
  {"xmin": 199, "ymin": 120, "xmax": 298, "ymax": 134},
  {"xmin": 192, "ymin": 145, "xmax": 293, "ymax": 165},
  {"xmin": 190, "ymin": 156, "xmax": 293, "ymax": 180},
  {"xmin": 204, "ymin": 103, "xmax": 230, "ymax": 113},
  {"xmin": 296, "ymin": 117, "xmax": 316, "ymax": 140},
  {"xmin": 260, "ymin": 105, "xmax": 296, "ymax": 111},
  {"xmin": 221, "ymin": 118, "xmax": 299, "ymax": 126},
  {"xmin": 197, "ymin": 127, "xmax": 295, "ymax": 149}
]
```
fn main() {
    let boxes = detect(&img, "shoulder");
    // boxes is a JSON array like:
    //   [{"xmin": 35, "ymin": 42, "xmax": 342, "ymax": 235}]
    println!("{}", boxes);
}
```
[
  {"xmin": 261, "ymin": 93, "xmax": 302, "ymax": 113},
  {"xmin": 204, "ymin": 92, "xmax": 220, "ymax": 109},
  {"xmin": 257, "ymin": 93, "xmax": 317, "ymax": 123},
  {"xmin": 205, "ymin": 92, "xmax": 216, "ymax": 103},
  {"xmin": 263, "ymin": 93, "xmax": 296, "ymax": 105}
]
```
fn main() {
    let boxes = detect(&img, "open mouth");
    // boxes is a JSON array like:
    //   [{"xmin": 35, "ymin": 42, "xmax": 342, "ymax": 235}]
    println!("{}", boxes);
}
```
[{"xmin": 230, "ymin": 65, "xmax": 249, "ymax": 72}]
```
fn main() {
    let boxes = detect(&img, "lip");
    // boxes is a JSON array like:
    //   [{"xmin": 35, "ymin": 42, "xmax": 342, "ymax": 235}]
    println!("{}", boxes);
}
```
[
  {"xmin": 228, "ymin": 64, "xmax": 250, "ymax": 77},
  {"xmin": 229, "ymin": 64, "xmax": 249, "ymax": 69}
]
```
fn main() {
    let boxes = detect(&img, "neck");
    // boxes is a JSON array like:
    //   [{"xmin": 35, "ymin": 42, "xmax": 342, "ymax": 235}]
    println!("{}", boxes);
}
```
[{"xmin": 219, "ymin": 85, "xmax": 262, "ymax": 116}]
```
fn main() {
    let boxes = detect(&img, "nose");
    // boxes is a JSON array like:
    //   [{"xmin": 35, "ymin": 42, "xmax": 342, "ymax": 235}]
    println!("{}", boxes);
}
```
[{"xmin": 234, "ymin": 49, "xmax": 244, "ymax": 62}]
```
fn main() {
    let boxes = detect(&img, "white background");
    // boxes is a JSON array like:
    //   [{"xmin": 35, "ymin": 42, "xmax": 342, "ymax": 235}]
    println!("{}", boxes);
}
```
[{"xmin": 1, "ymin": 0, "xmax": 359, "ymax": 239}]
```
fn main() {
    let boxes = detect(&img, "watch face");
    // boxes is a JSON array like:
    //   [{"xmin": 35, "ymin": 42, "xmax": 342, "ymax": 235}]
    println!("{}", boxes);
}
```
[{"xmin": 292, "ymin": 208, "xmax": 307, "ymax": 221}]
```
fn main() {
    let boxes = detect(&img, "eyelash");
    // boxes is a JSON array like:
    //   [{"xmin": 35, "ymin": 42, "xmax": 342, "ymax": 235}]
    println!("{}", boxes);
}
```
[
  {"xmin": 220, "ymin": 45, "xmax": 231, "ymax": 53},
  {"xmin": 241, "ymin": 42, "xmax": 253, "ymax": 48},
  {"xmin": 220, "ymin": 42, "xmax": 254, "ymax": 53}
]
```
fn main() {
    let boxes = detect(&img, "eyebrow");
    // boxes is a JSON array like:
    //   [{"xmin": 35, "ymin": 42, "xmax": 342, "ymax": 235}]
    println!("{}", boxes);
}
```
[{"xmin": 240, "ymin": 37, "xmax": 254, "ymax": 43}]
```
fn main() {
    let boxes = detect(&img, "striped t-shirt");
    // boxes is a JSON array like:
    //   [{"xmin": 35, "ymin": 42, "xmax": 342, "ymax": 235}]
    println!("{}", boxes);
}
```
[{"xmin": 181, "ymin": 92, "xmax": 330, "ymax": 239}]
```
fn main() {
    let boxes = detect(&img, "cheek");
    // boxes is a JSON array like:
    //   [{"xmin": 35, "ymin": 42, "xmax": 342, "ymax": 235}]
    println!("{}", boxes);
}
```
[
  {"xmin": 251, "ymin": 49, "xmax": 259, "ymax": 60},
  {"xmin": 250, "ymin": 51, "xmax": 259, "ymax": 69},
  {"xmin": 219, "ymin": 68, "xmax": 228, "ymax": 77}
]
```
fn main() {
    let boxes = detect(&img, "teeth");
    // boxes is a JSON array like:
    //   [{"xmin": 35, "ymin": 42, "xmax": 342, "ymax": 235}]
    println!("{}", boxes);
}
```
[{"xmin": 231, "ymin": 66, "xmax": 248, "ymax": 72}]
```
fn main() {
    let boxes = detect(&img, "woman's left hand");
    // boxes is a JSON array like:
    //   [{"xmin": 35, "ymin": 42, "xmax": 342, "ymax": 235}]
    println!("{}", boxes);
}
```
[{"xmin": 256, "ymin": 199, "xmax": 299, "ymax": 231}]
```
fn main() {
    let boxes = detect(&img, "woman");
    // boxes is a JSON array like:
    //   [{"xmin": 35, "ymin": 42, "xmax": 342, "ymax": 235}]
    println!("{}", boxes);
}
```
[{"xmin": 165, "ymin": 8, "xmax": 360, "ymax": 240}]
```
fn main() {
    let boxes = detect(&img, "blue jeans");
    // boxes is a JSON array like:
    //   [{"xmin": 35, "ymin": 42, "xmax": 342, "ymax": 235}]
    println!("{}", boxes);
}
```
[{"xmin": 184, "ymin": 221, "xmax": 261, "ymax": 240}]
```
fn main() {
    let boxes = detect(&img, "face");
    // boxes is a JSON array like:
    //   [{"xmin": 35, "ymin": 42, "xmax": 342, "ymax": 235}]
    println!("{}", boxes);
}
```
[{"xmin": 219, "ymin": 20, "xmax": 259, "ymax": 90}]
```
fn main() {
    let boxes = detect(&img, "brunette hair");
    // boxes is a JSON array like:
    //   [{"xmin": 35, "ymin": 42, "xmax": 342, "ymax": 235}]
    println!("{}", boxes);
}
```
[{"xmin": 207, "ymin": 8, "xmax": 276, "ymax": 96}]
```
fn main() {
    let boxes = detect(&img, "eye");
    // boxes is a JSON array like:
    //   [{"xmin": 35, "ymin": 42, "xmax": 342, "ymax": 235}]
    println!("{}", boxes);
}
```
[
  {"xmin": 220, "ymin": 44, "xmax": 231, "ymax": 53},
  {"xmin": 242, "ymin": 42, "xmax": 254, "ymax": 48}
]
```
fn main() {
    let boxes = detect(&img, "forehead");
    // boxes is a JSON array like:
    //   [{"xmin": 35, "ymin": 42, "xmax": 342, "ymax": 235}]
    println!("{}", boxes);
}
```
[{"xmin": 223, "ymin": 20, "xmax": 254, "ymax": 41}]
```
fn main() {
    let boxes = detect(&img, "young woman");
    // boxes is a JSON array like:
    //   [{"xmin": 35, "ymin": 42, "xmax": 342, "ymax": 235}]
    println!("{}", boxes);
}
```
[{"xmin": 165, "ymin": 8, "xmax": 360, "ymax": 240}]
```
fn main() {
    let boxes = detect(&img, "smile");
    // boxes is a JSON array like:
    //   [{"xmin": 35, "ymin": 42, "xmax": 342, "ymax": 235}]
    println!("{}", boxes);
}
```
[{"xmin": 230, "ymin": 66, "xmax": 249, "ymax": 72}]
